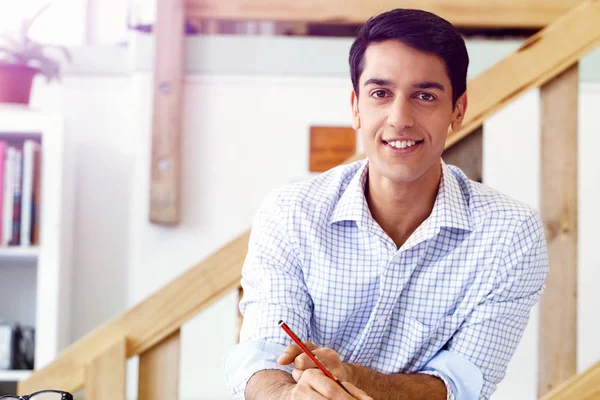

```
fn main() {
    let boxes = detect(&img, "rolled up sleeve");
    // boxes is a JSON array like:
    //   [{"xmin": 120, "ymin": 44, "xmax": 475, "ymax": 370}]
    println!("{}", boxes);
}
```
[
  {"xmin": 419, "ymin": 349, "xmax": 484, "ymax": 400},
  {"xmin": 224, "ymin": 340, "xmax": 294, "ymax": 399}
]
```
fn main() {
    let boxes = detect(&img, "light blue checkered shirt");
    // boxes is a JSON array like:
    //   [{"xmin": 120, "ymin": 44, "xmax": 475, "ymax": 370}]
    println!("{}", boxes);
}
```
[{"xmin": 224, "ymin": 159, "xmax": 548, "ymax": 400}]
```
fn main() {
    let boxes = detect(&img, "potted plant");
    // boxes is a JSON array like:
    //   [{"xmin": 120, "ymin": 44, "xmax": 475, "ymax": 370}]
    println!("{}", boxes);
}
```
[{"xmin": 0, "ymin": 3, "xmax": 71, "ymax": 105}]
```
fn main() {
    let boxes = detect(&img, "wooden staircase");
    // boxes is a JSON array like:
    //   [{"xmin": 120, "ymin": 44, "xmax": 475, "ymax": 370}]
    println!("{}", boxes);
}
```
[{"xmin": 18, "ymin": 1, "xmax": 600, "ymax": 399}]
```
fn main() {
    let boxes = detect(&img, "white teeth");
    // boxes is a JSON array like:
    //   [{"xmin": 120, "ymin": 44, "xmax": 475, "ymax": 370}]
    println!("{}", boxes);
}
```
[{"xmin": 388, "ymin": 140, "xmax": 417, "ymax": 149}]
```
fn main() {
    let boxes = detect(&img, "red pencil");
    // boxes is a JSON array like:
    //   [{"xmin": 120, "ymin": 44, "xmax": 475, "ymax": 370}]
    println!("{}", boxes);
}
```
[{"xmin": 279, "ymin": 320, "xmax": 352, "ymax": 395}]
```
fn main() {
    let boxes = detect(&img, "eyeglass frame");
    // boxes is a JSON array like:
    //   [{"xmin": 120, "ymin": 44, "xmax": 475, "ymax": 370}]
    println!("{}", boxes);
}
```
[{"xmin": 0, "ymin": 390, "xmax": 73, "ymax": 400}]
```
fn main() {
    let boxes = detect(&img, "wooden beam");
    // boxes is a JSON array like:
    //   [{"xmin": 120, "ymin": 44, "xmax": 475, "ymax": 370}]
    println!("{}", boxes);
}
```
[
  {"xmin": 84, "ymin": 339, "xmax": 127, "ymax": 400},
  {"xmin": 185, "ymin": 0, "xmax": 582, "ymax": 29},
  {"xmin": 138, "ymin": 330, "xmax": 181, "ymax": 400},
  {"xmin": 538, "ymin": 64, "xmax": 579, "ymax": 397},
  {"xmin": 541, "ymin": 361, "xmax": 600, "ymax": 400},
  {"xmin": 18, "ymin": 231, "xmax": 250, "ymax": 394},
  {"xmin": 150, "ymin": 0, "xmax": 184, "ymax": 225},
  {"xmin": 446, "ymin": 0, "xmax": 600, "ymax": 149},
  {"xmin": 442, "ymin": 126, "xmax": 482, "ymax": 182}
]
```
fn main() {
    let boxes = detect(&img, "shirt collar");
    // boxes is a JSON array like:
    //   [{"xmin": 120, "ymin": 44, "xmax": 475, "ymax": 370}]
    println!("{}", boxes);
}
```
[
  {"xmin": 329, "ymin": 160, "xmax": 472, "ymax": 232},
  {"xmin": 426, "ymin": 161, "xmax": 472, "ymax": 231},
  {"xmin": 329, "ymin": 159, "xmax": 372, "ymax": 228}
]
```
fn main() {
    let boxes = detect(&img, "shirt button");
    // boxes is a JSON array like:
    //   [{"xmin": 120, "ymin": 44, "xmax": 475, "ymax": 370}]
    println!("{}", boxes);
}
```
[{"xmin": 376, "ymin": 316, "xmax": 387, "ymax": 325}]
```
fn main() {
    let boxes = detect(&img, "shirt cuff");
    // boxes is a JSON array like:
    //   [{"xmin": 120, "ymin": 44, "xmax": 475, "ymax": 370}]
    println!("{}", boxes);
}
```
[
  {"xmin": 223, "ymin": 340, "xmax": 294, "ymax": 399},
  {"xmin": 419, "ymin": 350, "xmax": 483, "ymax": 400},
  {"xmin": 420, "ymin": 369, "xmax": 456, "ymax": 400}
]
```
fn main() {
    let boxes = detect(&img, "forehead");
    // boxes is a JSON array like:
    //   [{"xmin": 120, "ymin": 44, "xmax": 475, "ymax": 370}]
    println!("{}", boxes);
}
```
[{"xmin": 360, "ymin": 40, "xmax": 449, "ymax": 85}]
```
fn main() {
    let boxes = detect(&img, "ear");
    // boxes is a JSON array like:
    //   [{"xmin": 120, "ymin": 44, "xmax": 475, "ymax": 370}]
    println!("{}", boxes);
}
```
[
  {"xmin": 350, "ymin": 90, "xmax": 361, "ymax": 130},
  {"xmin": 451, "ymin": 92, "xmax": 468, "ymax": 132}
]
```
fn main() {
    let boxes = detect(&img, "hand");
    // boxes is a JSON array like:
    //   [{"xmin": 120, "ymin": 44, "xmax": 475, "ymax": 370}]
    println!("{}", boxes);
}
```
[
  {"xmin": 290, "ymin": 368, "xmax": 372, "ymax": 400},
  {"xmin": 277, "ymin": 341, "xmax": 349, "ymax": 383}
]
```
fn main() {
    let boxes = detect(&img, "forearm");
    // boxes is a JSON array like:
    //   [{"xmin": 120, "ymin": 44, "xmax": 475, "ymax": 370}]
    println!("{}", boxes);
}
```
[
  {"xmin": 245, "ymin": 370, "xmax": 295, "ymax": 400},
  {"xmin": 345, "ymin": 363, "xmax": 446, "ymax": 400}
]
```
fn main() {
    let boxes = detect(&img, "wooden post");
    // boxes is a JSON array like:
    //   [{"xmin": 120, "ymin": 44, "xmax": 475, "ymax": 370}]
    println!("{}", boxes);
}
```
[
  {"xmin": 442, "ymin": 126, "xmax": 483, "ymax": 182},
  {"xmin": 150, "ymin": 0, "xmax": 184, "ymax": 225},
  {"xmin": 538, "ymin": 63, "xmax": 578, "ymax": 396},
  {"xmin": 84, "ymin": 338, "xmax": 127, "ymax": 400},
  {"xmin": 138, "ymin": 330, "xmax": 181, "ymax": 400}
]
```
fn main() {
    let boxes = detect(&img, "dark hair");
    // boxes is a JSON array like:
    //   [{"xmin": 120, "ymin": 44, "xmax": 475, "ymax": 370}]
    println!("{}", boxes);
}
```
[{"xmin": 349, "ymin": 8, "xmax": 469, "ymax": 108}]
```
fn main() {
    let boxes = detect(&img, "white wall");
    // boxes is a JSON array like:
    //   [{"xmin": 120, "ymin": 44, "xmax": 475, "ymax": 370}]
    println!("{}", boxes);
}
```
[
  {"xmin": 27, "ymin": 37, "xmax": 600, "ymax": 399},
  {"xmin": 31, "ymin": 75, "xmax": 135, "ymax": 343}
]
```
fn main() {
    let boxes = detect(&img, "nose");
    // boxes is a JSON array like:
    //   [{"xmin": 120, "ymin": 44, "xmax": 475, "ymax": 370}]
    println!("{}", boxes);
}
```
[{"xmin": 387, "ymin": 97, "xmax": 414, "ymax": 129}]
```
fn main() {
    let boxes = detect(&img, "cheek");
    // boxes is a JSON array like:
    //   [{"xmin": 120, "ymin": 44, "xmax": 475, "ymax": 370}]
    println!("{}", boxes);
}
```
[
  {"xmin": 417, "ymin": 111, "xmax": 452, "ymax": 141},
  {"xmin": 358, "ymin": 104, "xmax": 387, "ymax": 131}
]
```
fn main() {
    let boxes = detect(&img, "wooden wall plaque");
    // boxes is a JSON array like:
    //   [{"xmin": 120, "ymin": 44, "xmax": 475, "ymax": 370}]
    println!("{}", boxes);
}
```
[{"xmin": 309, "ymin": 126, "xmax": 356, "ymax": 172}]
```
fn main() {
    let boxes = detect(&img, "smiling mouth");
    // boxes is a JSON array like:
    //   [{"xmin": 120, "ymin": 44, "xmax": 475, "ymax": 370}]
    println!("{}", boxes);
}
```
[{"xmin": 382, "ymin": 139, "xmax": 424, "ymax": 150}]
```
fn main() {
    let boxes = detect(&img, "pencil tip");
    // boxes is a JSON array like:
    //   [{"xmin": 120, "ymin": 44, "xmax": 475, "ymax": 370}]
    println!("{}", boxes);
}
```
[{"xmin": 278, "ymin": 320, "xmax": 284, "ymax": 326}]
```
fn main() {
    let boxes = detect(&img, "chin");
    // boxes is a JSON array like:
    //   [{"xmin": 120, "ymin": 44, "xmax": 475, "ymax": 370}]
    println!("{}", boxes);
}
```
[{"xmin": 373, "ymin": 163, "xmax": 421, "ymax": 184}]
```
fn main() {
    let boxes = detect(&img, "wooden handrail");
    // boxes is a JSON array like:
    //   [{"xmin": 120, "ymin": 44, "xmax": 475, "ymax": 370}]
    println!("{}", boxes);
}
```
[
  {"xmin": 20, "ymin": 0, "xmax": 600, "ymax": 396},
  {"xmin": 541, "ymin": 361, "xmax": 600, "ymax": 400}
]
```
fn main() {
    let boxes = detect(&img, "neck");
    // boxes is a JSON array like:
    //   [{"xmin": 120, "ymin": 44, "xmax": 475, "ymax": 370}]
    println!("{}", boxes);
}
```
[{"xmin": 366, "ymin": 162, "xmax": 442, "ymax": 248}]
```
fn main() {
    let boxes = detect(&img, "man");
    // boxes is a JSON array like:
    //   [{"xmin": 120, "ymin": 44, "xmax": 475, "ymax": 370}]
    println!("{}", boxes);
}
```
[{"xmin": 224, "ymin": 8, "xmax": 548, "ymax": 400}]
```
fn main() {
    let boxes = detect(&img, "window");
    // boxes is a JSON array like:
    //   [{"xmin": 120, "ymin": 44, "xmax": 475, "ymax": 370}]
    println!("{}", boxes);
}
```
[{"xmin": 0, "ymin": 0, "xmax": 131, "ymax": 46}]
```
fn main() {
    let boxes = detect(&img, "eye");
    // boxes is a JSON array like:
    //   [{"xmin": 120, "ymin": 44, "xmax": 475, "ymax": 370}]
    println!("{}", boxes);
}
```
[
  {"xmin": 416, "ymin": 92, "xmax": 436, "ymax": 101},
  {"xmin": 370, "ymin": 89, "xmax": 389, "ymax": 99}
]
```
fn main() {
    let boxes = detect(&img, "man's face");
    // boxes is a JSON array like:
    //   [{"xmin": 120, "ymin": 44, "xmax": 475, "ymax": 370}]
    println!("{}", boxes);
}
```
[{"xmin": 351, "ymin": 40, "xmax": 467, "ymax": 185}]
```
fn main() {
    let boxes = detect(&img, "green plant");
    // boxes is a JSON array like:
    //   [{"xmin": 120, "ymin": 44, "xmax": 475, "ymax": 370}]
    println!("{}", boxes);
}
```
[{"xmin": 0, "ymin": 3, "xmax": 72, "ymax": 82}]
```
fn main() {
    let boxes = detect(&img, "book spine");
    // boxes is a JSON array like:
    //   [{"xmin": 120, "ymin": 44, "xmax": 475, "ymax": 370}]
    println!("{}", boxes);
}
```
[
  {"xmin": 21, "ymin": 140, "xmax": 37, "ymax": 246},
  {"xmin": 2, "ymin": 147, "xmax": 15, "ymax": 246},
  {"xmin": 0, "ymin": 141, "xmax": 6, "ymax": 246},
  {"xmin": 31, "ymin": 146, "xmax": 42, "ymax": 245},
  {"xmin": 10, "ymin": 149, "xmax": 23, "ymax": 246}
]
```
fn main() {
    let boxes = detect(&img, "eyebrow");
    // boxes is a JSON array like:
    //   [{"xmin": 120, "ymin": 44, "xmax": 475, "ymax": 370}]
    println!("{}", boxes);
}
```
[
  {"xmin": 364, "ymin": 78, "xmax": 394, "ymax": 88},
  {"xmin": 363, "ymin": 78, "xmax": 445, "ymax": 92},
  {"xmin": 412, "ymin": 81, "xmax": 445, "ymax": 92}
]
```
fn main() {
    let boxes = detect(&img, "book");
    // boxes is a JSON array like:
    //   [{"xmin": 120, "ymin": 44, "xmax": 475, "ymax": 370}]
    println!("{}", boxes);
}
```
[
  {"xmin": 21, "ymin": 140, "xmax": 40, "ymax": 246},
  {"xmin": 2, "ymin": 147, "xmax": 15, "ymax": 246},
  {"xmin": 0, "ymin": 141, "xmax": 6, "ymax": 245},
  {"xmin": 31, "ymin": 146, "xmax": 41, "ymax": 245},
  {"xmin": 10, "ymin": 148, "xmax": 23, "ymax": 246}
]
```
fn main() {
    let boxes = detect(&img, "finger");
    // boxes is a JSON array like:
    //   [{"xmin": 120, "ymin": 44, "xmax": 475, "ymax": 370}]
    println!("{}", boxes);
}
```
[
  {"xmin": 278, "ymin": 341, "xmax": 318, "ymax": 365},
  {"xmin": 341, "ymin": 382, "xmax": 373, "ymax": 400},
  {"xmin": 292, "ymin": 367, "xmax": 304, "ymax": 382},
  {"xmin": 302, "ymin": 369, "xmax": 357, "ymax": 400},
  {"xmin": 294, "ymin": 352, "xmax": 318, "ymax": 370}
]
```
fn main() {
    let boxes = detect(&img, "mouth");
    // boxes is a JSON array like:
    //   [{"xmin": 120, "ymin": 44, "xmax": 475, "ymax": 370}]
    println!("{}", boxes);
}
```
[{"xmin": 382, "ymin": 139, "xmax": 424, "ymax": 153}]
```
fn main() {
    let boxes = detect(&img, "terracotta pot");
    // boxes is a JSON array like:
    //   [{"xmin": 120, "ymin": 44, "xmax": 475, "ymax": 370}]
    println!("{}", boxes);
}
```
[{"xmin": 0, "ymin": 63, "xmax": 40, "ymax": 105}]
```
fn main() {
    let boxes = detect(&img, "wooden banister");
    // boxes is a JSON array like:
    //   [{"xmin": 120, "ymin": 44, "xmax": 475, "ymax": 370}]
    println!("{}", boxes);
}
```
[
  {"xmin": 541, "ymin": 361, "xmax": 600, "ymax": 400},
  {"xmin": 18, "ymin": 231, "xmax": 249, "ymax": 394},
  {"xmin": 19, "ymin": 1, "xmax": 600, "ymax": 398}
]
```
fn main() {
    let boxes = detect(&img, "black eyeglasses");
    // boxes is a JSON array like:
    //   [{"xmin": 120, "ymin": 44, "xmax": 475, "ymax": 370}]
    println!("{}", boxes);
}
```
[{"xmin": 0, "ymin": 390, "xmax": 73, "ymax": 400}]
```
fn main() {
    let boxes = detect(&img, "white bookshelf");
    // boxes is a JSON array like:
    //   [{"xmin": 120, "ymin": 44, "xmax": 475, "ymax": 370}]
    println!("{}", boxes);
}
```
[
  {"xmin": 0, "ymin": 247, "xmax": 39, "ymax": 262},
  {"xmin": 0, "ymin": 370, "xmax": 31, "ymax": 382},
  {"xmin": 0, "ymin": 105, "xmax": 73, "ymax": 382}
]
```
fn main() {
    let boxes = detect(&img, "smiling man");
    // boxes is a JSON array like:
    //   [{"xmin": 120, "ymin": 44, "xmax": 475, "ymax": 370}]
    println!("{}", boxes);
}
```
[{"xmin": 224, "ymin": 8, "xmax": 548, "ymax": 400}]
